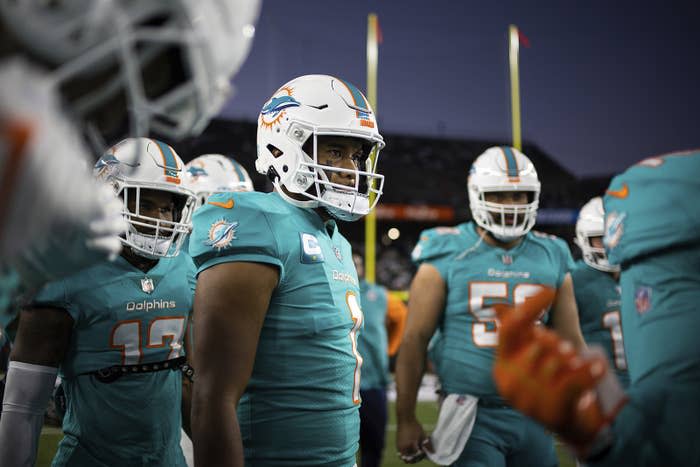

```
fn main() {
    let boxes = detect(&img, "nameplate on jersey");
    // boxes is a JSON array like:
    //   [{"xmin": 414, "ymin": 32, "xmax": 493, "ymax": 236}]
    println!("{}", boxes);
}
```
[{"xmin": 300, "ymin": 232, "xmax": 324, "ymax": 264}]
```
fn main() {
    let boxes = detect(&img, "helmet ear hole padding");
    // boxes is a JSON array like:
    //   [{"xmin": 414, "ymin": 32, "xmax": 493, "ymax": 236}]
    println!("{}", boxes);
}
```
[{"xmin": 267, "ymin": 144, "xmax": 284, "ymax": 158}]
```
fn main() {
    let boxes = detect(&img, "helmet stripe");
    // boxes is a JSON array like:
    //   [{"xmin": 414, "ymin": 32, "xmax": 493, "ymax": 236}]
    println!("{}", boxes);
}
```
[
  {"xmin": 154, "ymin": 140, "xmax": 181, "ymax": 184},
  {"xmin": 337, "ymin": 78, "xmax": 370, "ymax": 118},
  {"xmin": 155, "ymin": 140, "xmax": 179, "ymax": 171},
  {"xmin": 501, "ymin": 146, "xmax": 519, "ymax": 178},
  {"xmin": 231, "ymin": 160, "xmax": 246, "ymax": 182}
]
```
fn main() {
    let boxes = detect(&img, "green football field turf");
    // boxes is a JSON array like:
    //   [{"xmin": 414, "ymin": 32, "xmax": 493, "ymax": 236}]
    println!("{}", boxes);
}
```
[{"xmin": 37, "ymin": 401, "xmax": 577, "ymax": 466}]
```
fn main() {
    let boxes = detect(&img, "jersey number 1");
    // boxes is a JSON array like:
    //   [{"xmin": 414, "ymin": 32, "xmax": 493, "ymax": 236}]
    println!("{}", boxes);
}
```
[
  {"xmin": 346, "ymin": 291, "xmax": 364, "ymax": 404},
  {"xmin": 602, "ymin": 310, "xmax": 627, "ymax": 370}
]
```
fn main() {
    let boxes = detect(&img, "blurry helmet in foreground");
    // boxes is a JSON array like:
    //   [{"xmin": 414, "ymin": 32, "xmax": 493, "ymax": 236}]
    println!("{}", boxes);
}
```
[
  {"xmin": 255, "ymin": 74, "xmax": 385, "ymax": 221},
  {"xmin": 468, "ymin": 146, "xmax": 540, "ymax": 241},
  {"xmin": 575, "ymin": 196, "xmax": 620, "ymax": 272},
  {"xmin": 185, "ymin": 154, "xmax": 253, "ymax": 208},
  {"xmin": 95, "ymin": 137, "xmax": 196, "ymax": 258},
  {"xmin": 0, "ymin": 0, "xmax": 261, "ymax": 144}
]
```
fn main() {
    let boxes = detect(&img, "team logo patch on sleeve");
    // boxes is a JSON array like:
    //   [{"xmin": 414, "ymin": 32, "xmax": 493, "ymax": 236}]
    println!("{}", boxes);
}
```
[
  {"xmin": 604, "ymin": 211, "xmax": 626, "ymax": 250},
  {"xmin": 300, "ymin": 232, "xmax": 324, "ymax": 264},
  {"xmin": 205, "ymin": 219, "xmax": 239, "ymax": 251}
]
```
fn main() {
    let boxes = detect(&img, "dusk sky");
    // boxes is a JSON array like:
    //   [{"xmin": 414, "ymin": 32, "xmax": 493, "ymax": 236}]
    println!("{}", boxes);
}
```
[{"xmin": 220, "ymin": 0, "xmax": 700, "ymax": 177}]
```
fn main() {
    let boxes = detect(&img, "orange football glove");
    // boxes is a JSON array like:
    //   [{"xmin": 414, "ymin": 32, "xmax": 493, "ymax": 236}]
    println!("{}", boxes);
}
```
[{"xmin": 492, "ymin": 288, "xmax": 628, "ymax": 458}]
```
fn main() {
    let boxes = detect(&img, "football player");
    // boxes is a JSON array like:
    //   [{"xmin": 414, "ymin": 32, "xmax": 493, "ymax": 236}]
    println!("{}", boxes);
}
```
[
  {"xmin": 395, "ymin": 146, "xmax": 586, "ymax": 466},
  {"xmin": 189, "ymin": 74, "xmax": 385, "ymax": 466},
  {"xmin": 180, "ymin": 153, "xmax": 254, "ymax": 467},
  {"xmin": 0, "ymin": 0, "xmax": 260, "ymax": 306},
  {"xmin": 354, "ymin": 252, "xmax": 408, "ymax": 467},
  {"xmin": 0, "ymin": 138, "xmax": 198, "ymax": 466},
  {"xmin": 493, "ymin": 150, "xmax": 700, "ymax": 466},
  {"xmin": 185, "ymin": 153, "xmax": 255, "ymax": 208},
  {"xmin": 572, "ymin": 196, "xmax": 629, "ymax": 387}
]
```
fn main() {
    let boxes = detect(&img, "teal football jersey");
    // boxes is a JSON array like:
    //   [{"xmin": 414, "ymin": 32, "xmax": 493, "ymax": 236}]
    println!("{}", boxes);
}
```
[
  {"xmin": 357, "ymin": 279, "xmax": 389, "ymax": 390},
  {"xmin": 604, "ymin": 151, "xmax": 700, "ymax": 384},
  {"xmin": 32, "ymin": 254, "xmax": 195, "ymax": 467},
  {"xmin": 411, "ymin": 223, "xmax": 474, "ymax": 277},
  {"xmin": 190, "ymin": 191, "xmax": 362, "ymax": 467},
  {"xmin": 603, "ymin": 150, "xmax": 700, "ymax": 267},
  {"xmin": 412, "ymin": 223, "xmax": 474, "ymax": 368},
  {"xmin": 417, "ymin": 222, "xmax": 573, "ymax": 400},
  {"xmin": 617, "ymin": 245, "xmax": 700, "ymax": 385},
  {"xmin": 588, "ymin": 152, "xmax": 700, "ymax": 466},
  {"xmin": 570, "ymin": 260, "xmax": 629, "ymax": 387}
]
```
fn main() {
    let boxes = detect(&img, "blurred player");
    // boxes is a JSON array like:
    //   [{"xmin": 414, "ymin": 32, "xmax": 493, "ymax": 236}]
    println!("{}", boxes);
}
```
[
  {"xmin": 353, "ymin": 252, "xmax": 407, "ymax": 467},
  {"xmin": 572, "ymin": 196, "xmax": 629, "ymax": 387},
  {"xmin": 0, "ymin": 0, "xmax": 260, "ymax": 305},
  {"xmin": 190, "ymin": 74, "xmax": 385, "ymax": 466},
  {"xmin": 180, "ymin": 153, "xmax": 254, "ymax": 467},
  {"xmin": 0, "ymin": 138, "xmax": 198, "ymax": 466},
  {"xmin": 493, "ymin": 150, "xmax": 700, "ymax": 466},
  {"xmin": 395, "ymin": 146, "xmax": 585, "ymax": 466},
  {"xmin": 185, "ymin": 153, "xmax": 255, "ymax": 207}
]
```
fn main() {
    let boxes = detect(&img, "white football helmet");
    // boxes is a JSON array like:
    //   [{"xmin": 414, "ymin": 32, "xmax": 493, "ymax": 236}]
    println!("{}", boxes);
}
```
[
  {"xmin": 185, "ymin": 154, "xmax": 254, "ymax": 208},
  {"xmin": 255, "ymin": 74, "xmax": 385, "ymax": 221},
  {"xmin": 95, "ymin": 137, "xmax": 196, "ymax": 258},
  {"xmin": 575, "ymin": 196, "xmax": 620, "ymax": 272},
  {"xmin": 0, "ymin": 0, "xmax": 260, "ymax": 143},
  {"xmin": 468, "ymin": 146, "xmax": 540, "ymax": 241}
]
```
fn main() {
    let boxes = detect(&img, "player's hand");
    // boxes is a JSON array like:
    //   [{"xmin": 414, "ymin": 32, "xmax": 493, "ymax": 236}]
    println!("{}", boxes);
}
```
[
  {"xmin": 396, "ymin": 418, "xmax": 433, "ymax": 463},
  {"xmin": 492, "ymin": 288, "xmax": 627, "ymax": 457}
]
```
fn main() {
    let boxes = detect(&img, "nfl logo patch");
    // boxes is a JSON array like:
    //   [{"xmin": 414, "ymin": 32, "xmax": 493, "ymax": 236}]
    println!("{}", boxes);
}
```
[
  {"xmin": 634, "ymin": 286, "xmax": 652, "ymax": 314},
  {"xmin": 141, "ymin": 278, "xmax": 154, "ymax": 294},
  {"xmin": 501, "ymin": 255, "xmax": 513, "ymax": 265}
]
